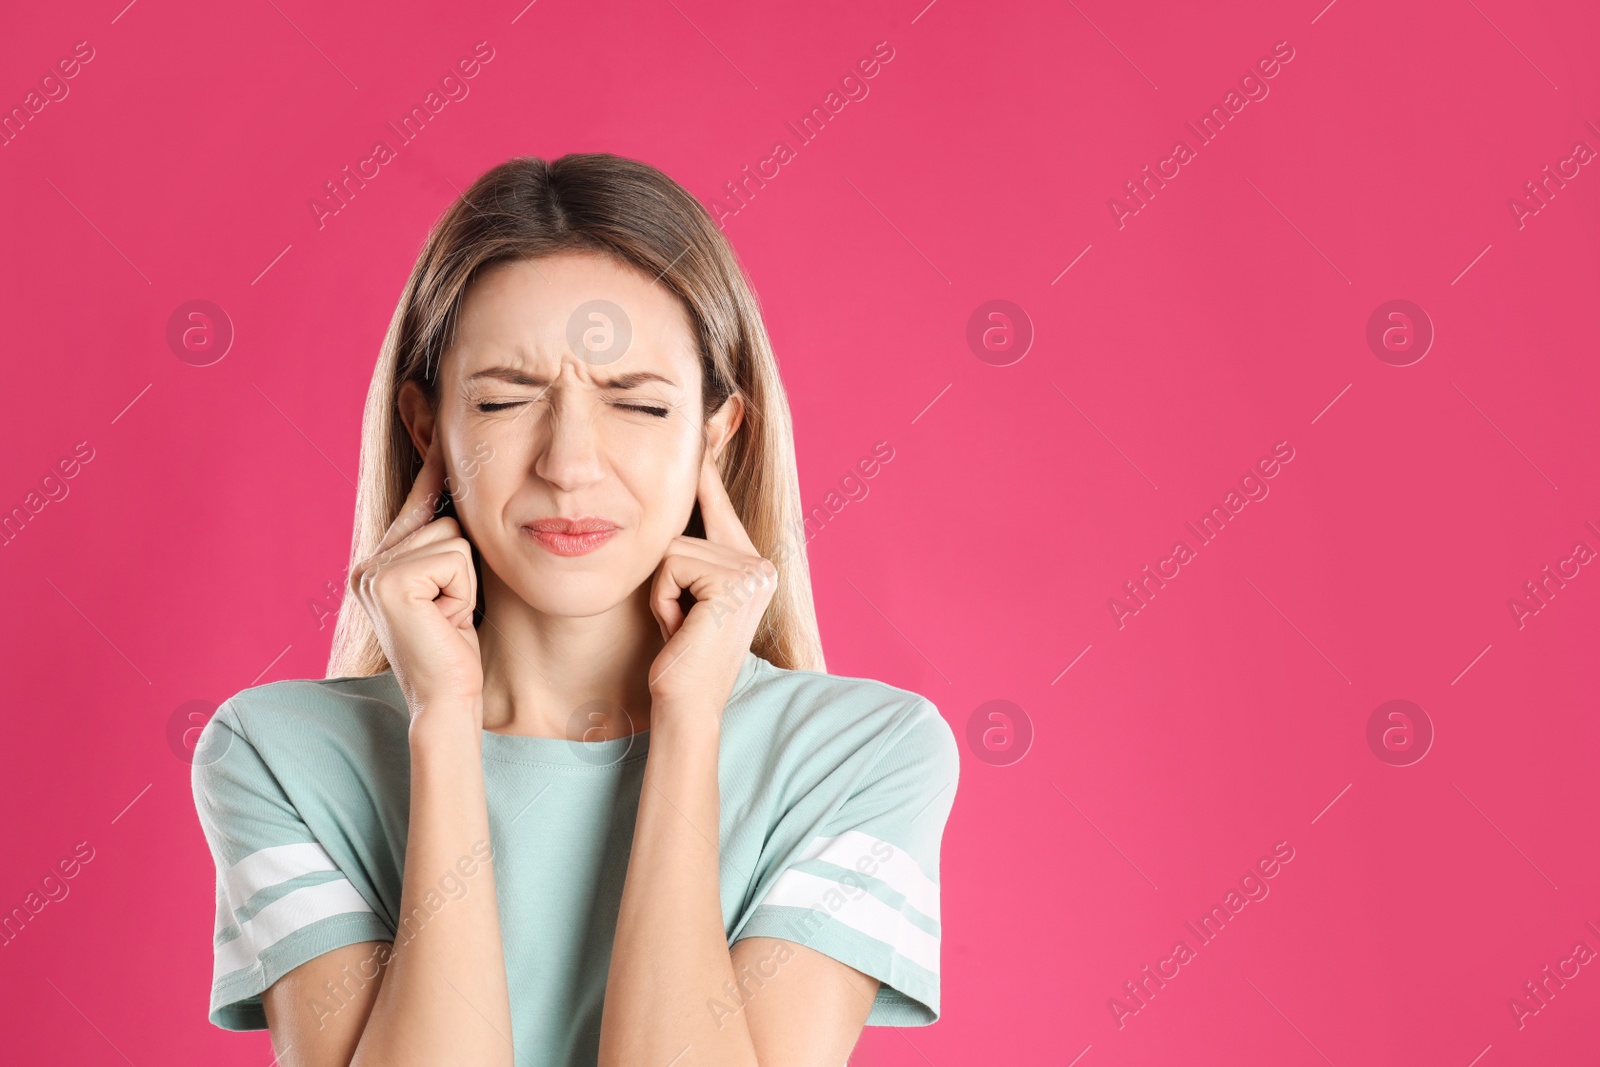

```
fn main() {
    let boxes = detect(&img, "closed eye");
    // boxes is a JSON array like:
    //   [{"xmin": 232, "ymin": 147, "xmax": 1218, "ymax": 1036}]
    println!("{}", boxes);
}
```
[{"xmin": 473, "ymin": 399, "xmax": 670, "ymax": 418}]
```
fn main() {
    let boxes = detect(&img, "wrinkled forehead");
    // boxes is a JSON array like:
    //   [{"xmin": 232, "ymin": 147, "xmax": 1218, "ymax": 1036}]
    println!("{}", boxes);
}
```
[{"xmin": 441, "ymin": 253, "xmax": 702, "ymax": 388}]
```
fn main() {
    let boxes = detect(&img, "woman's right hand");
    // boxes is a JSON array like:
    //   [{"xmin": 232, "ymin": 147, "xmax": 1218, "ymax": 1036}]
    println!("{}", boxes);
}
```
[{"xmin": 349, "ymin": 432, "xmax": 484, "ymax": 727}]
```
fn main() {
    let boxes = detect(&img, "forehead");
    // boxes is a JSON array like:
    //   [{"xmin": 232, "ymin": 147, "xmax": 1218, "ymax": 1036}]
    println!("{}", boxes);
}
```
[{"xmin": 443, "ymin": 250, "xmax": 701, "ymax": 386}]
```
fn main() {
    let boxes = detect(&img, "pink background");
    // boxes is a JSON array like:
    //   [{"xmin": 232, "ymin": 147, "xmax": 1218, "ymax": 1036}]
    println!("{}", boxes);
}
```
[{"xmin": 2, "ymin": 0, "xmax": 1597, "ymax": 1063}]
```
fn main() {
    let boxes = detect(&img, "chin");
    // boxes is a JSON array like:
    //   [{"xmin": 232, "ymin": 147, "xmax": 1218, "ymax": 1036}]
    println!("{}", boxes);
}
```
[{"xmin": 507, "ymin": 569, "xmax": 638, "ymax": 619}]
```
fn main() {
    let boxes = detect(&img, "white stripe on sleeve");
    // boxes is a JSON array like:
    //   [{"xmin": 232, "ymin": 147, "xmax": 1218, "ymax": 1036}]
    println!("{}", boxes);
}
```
[
  {"xmin": 222, "ymin": 841, "xmax": 341, "ymax": 913},
  {"xmin": 214, "ymin": 877, "xmax": 377, "ymax": 978},
  {"xmin": 794, "ymin": 830, "xmax": 940, "ymax": 921},
  {"xmin": 757, "ymin": 868, "xmax": 940, "ymax": 975}
]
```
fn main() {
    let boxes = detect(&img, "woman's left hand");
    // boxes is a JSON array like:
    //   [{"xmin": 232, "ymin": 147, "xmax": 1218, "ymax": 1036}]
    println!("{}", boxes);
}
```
[{"xmin": 647, "ymin": 448, "xmax": 778, "ymax": 719}]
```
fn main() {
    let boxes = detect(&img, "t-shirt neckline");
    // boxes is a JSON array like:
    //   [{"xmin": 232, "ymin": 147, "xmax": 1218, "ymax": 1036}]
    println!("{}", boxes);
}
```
[{"xmin": 476, "ymin": 650, "xmax": 763, "ymax": 768}]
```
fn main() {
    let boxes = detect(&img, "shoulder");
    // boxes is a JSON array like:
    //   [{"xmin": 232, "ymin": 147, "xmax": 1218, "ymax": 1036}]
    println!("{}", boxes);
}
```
[
  {"xmin": 212, "ymin": 672, "xmax": 406, "ymax": 741},
  {"xmin": 192, "ymin": 672, "xmax": 408, "ymax": 793},
  {"xmin": 727, "ymin": 655, "xmax": 959, "ymax": 783}
]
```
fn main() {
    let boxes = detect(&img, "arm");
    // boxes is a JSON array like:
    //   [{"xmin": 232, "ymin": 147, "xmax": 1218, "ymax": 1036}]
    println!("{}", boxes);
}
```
[
  {"xmin": 262, "ymin": 433, "xmax": 511, "ymax": 1065},
  {"xmin": 261, "ymin": 941, "xmax": 388, "ymax": 1065},
  {"xmin": 599, "ymin": 447, "xmax": 882, "ymax": 1066},
  {"xmin": 732, "ymin": 937, "xmax": 881, "ymax": 1061},
  {"xmin": 261, "ymin": 707, "xmax": 512, "ymax": 1067},
  {"xmin": 597, "ymin": 710, "xmax": 880, "ymax": 1067}
]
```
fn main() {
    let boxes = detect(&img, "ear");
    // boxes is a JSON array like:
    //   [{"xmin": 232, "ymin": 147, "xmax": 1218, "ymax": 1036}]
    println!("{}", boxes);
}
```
[
  {"xmin": 397, "ymin": 380, "xmax": 437, "ymax": 463},
  {"xmin": 705, "ymin": 392, "xmax": 746, "ymax": 462}
]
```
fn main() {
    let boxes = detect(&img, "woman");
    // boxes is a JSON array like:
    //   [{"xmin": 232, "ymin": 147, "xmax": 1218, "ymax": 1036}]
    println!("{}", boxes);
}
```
[{"xmin": 190, "ymin": 153, "xmax": 959, "ymax": 1067}]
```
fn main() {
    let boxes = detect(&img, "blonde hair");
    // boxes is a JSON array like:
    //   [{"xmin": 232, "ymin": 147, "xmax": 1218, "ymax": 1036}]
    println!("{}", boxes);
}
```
[{"xmin": 326, "ymin": 153, "xmax": 825, "ymax": 678}]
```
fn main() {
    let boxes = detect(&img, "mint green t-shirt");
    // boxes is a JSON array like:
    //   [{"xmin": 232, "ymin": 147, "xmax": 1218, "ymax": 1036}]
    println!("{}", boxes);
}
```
[{"xmin": 189, "ymin": 651, "xmax": 959, "ymax": 1060}]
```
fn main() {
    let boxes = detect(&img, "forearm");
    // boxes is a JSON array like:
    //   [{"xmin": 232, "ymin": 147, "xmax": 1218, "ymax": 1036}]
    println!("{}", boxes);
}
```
[
  {"xmin": 353, "ymin": 706, "xmax": 513, "ymax": 1067},
  {"xmin": 598, "ymin": 709, "xmax": 757, "ymax": 1067}
]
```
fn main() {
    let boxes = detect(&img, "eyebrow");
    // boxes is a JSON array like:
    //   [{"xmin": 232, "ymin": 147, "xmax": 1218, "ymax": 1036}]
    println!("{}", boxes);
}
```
[{"xmin": 464, "ymin": 366, "xmax": 680, "ymax": 390}]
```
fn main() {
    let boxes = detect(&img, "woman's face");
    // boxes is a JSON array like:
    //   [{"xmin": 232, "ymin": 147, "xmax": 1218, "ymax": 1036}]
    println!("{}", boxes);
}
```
[{"xmin": 401, "ymin": 250, "xmax": 742, "ymax": 618}]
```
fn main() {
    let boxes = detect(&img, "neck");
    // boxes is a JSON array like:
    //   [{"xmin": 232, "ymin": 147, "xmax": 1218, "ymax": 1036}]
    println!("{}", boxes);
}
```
[{"xmin": 475, "ymin": 575, "xmax": 664, "ymax": 740}]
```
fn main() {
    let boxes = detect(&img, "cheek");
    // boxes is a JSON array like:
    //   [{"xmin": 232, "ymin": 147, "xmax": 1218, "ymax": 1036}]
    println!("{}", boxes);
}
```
[
  {"xmin": 444, "ymin": 437, "xmax": 507, "ymax": 504},
  {"xmin": 647, "ymin": 452, "xmax": 700, "ymax": 501},
  {"xmin": 611, "ymin": 431, "xmax": 701, "ymax": 530}
]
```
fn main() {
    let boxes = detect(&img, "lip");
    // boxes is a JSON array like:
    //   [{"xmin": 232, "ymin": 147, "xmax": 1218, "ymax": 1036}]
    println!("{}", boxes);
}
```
[{"xmin": 523, "ymin": 517, "xmax": 619, "ymax": 557}]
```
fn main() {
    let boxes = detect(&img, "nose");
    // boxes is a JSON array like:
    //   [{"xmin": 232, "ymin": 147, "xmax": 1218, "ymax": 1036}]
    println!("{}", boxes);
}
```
[{"xmin": 532, "ymin": 365, "xmax": 606, "ymax": 493}]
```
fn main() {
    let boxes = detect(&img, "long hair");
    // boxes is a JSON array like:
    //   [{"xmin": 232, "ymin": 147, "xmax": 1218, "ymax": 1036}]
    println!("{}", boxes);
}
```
[{"xmin": 325, "ymin": 153, "xmax": 825, "ymax": 678}]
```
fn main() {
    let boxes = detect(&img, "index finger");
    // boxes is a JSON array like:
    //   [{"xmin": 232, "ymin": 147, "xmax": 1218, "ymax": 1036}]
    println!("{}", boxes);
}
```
[
  {"xmin": 374, "ymin": 432, "xmax": 448, "ymax": 560},
  {"xmin": 696, "ymin": 447, "xmax": 757, "ymax": 554}
]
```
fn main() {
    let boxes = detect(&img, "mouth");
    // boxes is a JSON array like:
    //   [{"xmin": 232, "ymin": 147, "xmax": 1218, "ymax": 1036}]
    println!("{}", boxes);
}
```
[{"xmin": 522, "ymin": 517, "xmax": 619, "ymax": 557}]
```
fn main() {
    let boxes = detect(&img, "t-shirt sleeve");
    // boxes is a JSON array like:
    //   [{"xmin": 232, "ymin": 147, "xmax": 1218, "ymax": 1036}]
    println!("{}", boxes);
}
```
[
  {"xmin": 190, "ymin": 699, "xmax": 394, "ymax": 1031},
  {"xmin": 732, "ymin": 697, "xmax": 960, "ymax": 1026}
]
